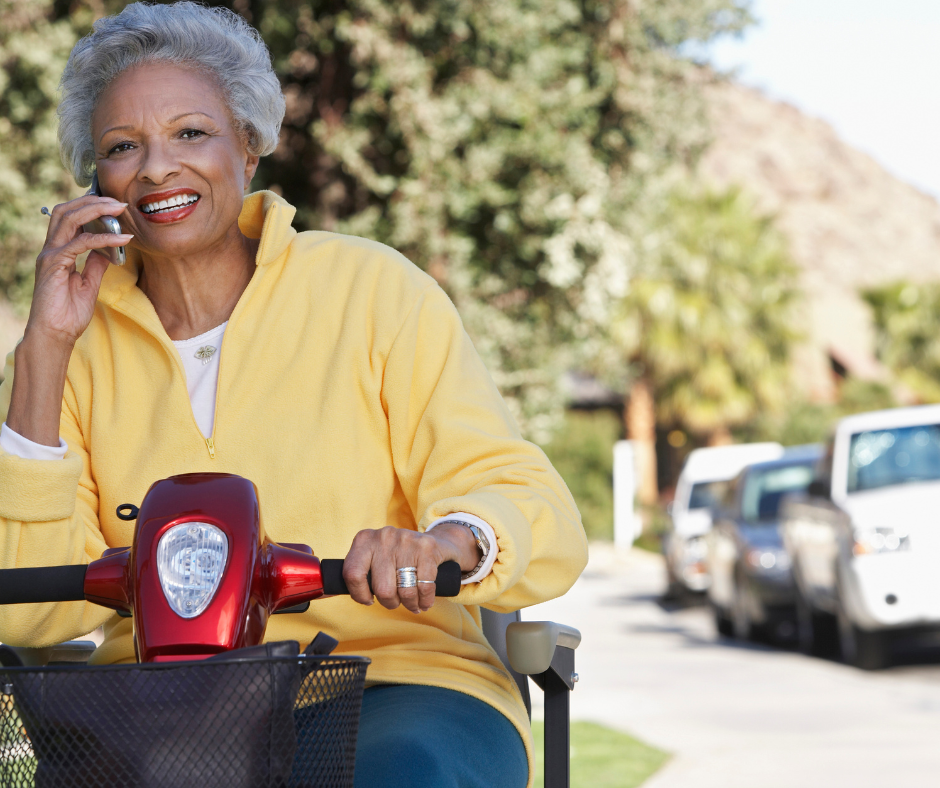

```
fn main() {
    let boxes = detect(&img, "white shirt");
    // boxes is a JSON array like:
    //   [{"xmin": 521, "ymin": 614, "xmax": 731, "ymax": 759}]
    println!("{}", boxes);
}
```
[
  {"xmin": 172, "ymin": 322, "xmax": 226, "ymax": 438},
  {"xmin": 0, "ymin": 328, "xmax": 498, "ymax": 583}
]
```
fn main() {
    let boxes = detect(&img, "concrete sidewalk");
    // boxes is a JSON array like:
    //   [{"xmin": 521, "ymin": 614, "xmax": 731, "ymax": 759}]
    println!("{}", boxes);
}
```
[{"xmin": 526, "ymin": 543, "xmax": 940, "ymax": 787}]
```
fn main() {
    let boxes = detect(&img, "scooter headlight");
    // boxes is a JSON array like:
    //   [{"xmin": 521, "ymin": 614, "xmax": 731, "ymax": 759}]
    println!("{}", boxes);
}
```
[{"xmin": 156, "ymin": 522, "xmax": 228, "ymax": 618}]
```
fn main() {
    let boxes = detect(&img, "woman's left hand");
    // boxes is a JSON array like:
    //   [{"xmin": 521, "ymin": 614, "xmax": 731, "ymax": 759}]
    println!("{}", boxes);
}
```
[{"xmin": 343, "ymin": 524, "xmax": 482, "ymax": 613}]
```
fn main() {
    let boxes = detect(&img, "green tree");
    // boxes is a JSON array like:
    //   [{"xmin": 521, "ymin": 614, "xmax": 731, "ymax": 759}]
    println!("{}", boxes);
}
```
[
  {"xmin": 743, "ymin": 377, "xmax": 897, "ymax": 447},
  {"xmin": 246, "ymin": 0, "xmax": 753, "ymax": 440},
  {"xmin": 862, "ymin": 281, "xmax": 940, "ymax": 403},
  {"xmin": 1, "ymin": 0, "xmax": 753, "ymax": 441},
  {"xmin": 614, "ymin": 187, "xmax": 799, "ymax": 497},
  {"xmin": 540, "ymin": 409, "xmax": 621, "ymax": 540},
  {"xmin": 0, "ymin": 0, "xmax": 87, "ymax": 305}
]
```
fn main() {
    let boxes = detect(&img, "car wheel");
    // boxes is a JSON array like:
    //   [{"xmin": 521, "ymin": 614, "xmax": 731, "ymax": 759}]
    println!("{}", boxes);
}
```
[
  {"xmin": 795, "ymin": 589, "xmax": 837, "ymax": 657},
  {"xmin": 664, "ymin": 577, "xmax": 683, "ymax": 601},
  {"xmin": 731, "ymin": 572, "xmax": 755, "ymax": 641},
  {"xmin": 795, "ymin": 590, "xmax": 814, "ymax": 654},
  {"xmin": 837, "ymin": 594, "xmax": 890, "ymax": 670},
  {"xmin": 712, "ymin": 601, "xmax": 734, "ymax": 637},
  {"xmin": 663, "ymin": 556, "xmax": 682, "ymax": 601}
]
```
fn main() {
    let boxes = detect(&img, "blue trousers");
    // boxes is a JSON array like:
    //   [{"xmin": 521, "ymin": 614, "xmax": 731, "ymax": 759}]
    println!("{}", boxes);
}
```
[{"xmin": 352, "ymin": 685, "xmax": 528, "ymax": 788}]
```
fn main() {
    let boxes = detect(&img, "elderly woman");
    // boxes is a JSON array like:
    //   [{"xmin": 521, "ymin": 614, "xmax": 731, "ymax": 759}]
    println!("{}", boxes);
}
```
[{"xmin": 0, "ymin": 2, "xmax": 586, "ymax": 786}]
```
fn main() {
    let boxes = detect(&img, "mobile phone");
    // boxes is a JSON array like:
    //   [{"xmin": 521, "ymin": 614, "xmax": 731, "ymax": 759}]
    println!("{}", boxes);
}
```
[{"xmin": 83, "ymin": 173, "xmax": 126, "ymax": 265}]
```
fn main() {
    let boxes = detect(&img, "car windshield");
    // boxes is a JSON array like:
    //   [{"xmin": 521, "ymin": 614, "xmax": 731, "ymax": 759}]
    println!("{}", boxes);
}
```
[
  {"xmin": 688, "ymin": 481, "xmax": 729, "ymax": 510},
  {"xmin": 741, "ymin": 463, "xmax": 815, "ymax": 523},
  {"xmin": 848, "ymin": 424, "xmax": 940, "ymax": 493}
]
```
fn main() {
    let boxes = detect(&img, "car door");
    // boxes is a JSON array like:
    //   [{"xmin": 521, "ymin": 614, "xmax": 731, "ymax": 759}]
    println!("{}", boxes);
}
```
[
  {"xmin": 793, "ymin": 440, "xmax": 842, "ymax": 610},
  {"xmin": 707, "ymin": 473, "xmax": 743, "ymax": 610}
]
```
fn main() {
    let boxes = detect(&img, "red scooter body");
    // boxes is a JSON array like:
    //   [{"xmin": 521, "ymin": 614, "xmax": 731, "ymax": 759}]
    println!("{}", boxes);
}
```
[
  {"xmin": 0, "ymin": 472, "xmax": 459, "ymax": 663},
  {"xmin": 0, "ymin": 472, "xmax": 463, "ymax": 788},
  {"xmin": 84, "ymin": 473, "xmax": 325, "ymax": 663}
]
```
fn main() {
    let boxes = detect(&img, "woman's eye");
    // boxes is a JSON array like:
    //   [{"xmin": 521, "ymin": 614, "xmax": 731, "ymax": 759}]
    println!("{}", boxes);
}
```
[
  {"xmin": 108, "ymin": 142, "xmax": 134, "ymax": 155},
  {"xmin": 180, "ymin": 129, "xmax": 206, "ymax": 140}
]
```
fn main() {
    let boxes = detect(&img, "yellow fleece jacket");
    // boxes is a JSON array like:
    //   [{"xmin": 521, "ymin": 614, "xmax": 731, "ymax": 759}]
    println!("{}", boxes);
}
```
[{"xmin": 0, "ymin": 191, "xmax": 587, "ymax": 778}]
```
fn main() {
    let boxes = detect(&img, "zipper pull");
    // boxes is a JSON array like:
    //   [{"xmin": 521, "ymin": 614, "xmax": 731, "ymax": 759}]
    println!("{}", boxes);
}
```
[{"xmin": 206, "ymin": 437, "xmax": 216, "ymax": 459}]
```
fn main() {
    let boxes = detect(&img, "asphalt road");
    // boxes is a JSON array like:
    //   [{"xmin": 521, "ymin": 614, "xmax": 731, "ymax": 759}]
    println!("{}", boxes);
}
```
[{"xmin": 526, "ymin": 544, "xmax": 940, "ymax": 788}]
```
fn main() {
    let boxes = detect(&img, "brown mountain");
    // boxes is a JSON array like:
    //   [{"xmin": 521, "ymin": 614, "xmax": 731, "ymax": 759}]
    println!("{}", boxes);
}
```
[{"xmin": 700, "ymin": 82, "xmax": 940, "ymax": 402}]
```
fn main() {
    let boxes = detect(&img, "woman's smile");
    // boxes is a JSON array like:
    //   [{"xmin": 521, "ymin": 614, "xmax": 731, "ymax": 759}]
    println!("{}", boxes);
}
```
[{"xmin": 137, "ymin": 188, "xmax": 202, "ymax": 224}]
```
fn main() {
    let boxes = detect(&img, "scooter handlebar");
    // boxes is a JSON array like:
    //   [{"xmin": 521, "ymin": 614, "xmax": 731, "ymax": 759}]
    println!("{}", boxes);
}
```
[
  {"xmin": 0, "ymin": 565, "xmax": 87, "ymax": 605},
  {"xmin": 319, "ymin": 559, "xmax": 462, "ymax": 598},
  {"xmin": 0, "ymin": 560, "xmax": 462, "ymax": 606}
]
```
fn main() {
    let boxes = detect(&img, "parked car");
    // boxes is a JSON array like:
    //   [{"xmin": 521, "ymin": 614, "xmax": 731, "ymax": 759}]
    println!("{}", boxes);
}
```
[
  {"xmin": 707, "ymin": 445, "xmax": 823, "ymax": 642},
  {"xmin": 664, "ymin": 442, "xmax": 784, "ymax": 597},
  {"xmin": 782, "ymin": 404, "xmax": 940, "ymax": 669}
]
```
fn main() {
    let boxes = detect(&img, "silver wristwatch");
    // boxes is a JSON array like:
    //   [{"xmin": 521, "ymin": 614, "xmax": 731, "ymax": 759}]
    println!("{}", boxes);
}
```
[{"xmin": 442, "ymin": 520, "xmax": 490, "ymax": 580}]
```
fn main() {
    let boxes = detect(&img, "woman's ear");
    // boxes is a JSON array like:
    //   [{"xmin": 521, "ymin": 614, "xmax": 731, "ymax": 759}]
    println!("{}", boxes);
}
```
[{"xmin": 243, "ymin": 152, "xmax": 260, "ymax": 191}]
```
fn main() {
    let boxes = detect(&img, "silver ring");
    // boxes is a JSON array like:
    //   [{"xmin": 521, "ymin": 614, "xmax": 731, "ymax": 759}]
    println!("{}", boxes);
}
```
[
  {"xmin": 396, "ymin": 567, "xmax": 417, "ymax": 589},
  {"xmin": 417, "ymin": 579, "xmax": 436, "ymax": 585},
  {"xmin": 40, "ymin": 207, "xmax": 52, "ymax": 218}
]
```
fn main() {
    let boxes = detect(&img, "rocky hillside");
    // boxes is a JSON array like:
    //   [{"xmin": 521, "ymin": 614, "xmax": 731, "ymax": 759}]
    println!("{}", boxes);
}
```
[{"xmin": 700, "ymin": 82, "xmax": 940, "ymax": 402}]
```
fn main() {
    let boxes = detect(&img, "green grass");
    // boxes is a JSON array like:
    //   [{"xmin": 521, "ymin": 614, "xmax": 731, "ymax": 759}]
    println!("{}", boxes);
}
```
[{"xmin": 531, "ymin": 720, "xmax": 670, "ymax": 788}]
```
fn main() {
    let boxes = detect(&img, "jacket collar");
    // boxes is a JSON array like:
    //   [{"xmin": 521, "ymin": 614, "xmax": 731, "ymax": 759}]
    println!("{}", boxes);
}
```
[{"xmin": 96, "ymin": 190, "xmax": 297, "ymax": 309}]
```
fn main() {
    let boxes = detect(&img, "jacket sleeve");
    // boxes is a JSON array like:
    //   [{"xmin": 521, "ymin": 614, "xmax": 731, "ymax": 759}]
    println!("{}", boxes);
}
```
[
  {"xmin": 0, "ymin": 349, "xmax": 113, "ymax": 646},
  {"xmin": 381, "ymin": 285, "xmax": 588, "ymax": 612}
]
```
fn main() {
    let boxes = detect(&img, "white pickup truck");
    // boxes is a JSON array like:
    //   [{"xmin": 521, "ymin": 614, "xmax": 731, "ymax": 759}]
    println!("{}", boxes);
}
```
[{"xmin": 782, "ymin": 404, "xmax": 940, "ymax": 669}]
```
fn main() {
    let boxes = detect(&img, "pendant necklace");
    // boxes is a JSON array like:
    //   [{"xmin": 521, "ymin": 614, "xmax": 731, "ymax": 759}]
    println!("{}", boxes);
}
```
[{"xmin": 194, "ymin": 346, "xmax": 217, "ymax": 366}]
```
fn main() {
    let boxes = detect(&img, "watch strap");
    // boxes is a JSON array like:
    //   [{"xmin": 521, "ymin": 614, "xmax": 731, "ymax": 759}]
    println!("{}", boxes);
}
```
[{"xmin": 437, "ymin": 519, "xmax": 490, "ymax": 580}]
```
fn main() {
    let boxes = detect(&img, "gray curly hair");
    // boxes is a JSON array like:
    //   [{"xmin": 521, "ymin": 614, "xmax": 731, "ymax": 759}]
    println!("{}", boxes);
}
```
[{"xmin": 58, "ymin": 1, "xmax": 285, "ymax": 187}]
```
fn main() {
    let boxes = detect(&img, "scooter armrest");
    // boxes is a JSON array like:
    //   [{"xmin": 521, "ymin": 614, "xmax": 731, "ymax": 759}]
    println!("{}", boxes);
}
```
[{"xmin": 505, "ymin": 621, "xmax": 581, "ymax": 676}]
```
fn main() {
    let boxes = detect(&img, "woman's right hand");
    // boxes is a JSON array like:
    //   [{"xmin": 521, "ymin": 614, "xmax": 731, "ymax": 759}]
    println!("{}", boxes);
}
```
[
  {"xmin": 5, "ymin": 195, "xmax": 132, "ymax": 447},
  {"xmin": 28, "ymin": 195, "xmax": 132, "ymax": 346}
]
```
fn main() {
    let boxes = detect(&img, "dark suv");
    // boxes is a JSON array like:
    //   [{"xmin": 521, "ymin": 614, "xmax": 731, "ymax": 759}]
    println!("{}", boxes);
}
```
[{"xmin": 707, "ymin": 445, "xmax": 823, "ymax": 642}]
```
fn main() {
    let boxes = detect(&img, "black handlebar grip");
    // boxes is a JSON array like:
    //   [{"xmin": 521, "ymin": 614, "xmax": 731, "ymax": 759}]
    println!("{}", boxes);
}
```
[
  {"xmin": 0, "ymin": 565, "xmax": 88, "ymax": 605},
  {"xmin": 320, "ymin": 559, "xmax": 461, "ymax": 598}
]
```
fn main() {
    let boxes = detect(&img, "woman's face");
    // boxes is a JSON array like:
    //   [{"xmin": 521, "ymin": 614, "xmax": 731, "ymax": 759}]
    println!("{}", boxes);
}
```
[{"xmin": 91, "ymin": 62, "xmax": 259, "ymax": 261}]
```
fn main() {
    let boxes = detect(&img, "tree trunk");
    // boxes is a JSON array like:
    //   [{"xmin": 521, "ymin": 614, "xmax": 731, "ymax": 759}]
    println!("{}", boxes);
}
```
[{"xmin": 626, "ymin": 378, "xmax": 659, "ymax": 506}]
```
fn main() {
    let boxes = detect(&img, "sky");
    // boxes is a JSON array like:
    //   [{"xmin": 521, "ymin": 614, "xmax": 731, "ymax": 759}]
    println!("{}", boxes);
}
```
[{"xmin": 704, "ymin": 0, "xmax": 940, "ymax": 198}]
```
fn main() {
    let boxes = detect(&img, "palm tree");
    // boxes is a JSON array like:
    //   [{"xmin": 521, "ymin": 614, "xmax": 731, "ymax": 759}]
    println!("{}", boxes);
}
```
[
  {"xmin": 615, "ymin": 187, "xmax": 799, "ymax": 502},
  {"xmin": 862, "ymin": 282, "xmax": 940, "ymax": 403}
]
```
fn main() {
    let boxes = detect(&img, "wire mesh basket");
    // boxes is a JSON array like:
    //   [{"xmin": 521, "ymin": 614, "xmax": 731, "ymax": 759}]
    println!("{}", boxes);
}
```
[{"xmin": 0, "ymin": 654, "xmax": 369, "ymax": 788}]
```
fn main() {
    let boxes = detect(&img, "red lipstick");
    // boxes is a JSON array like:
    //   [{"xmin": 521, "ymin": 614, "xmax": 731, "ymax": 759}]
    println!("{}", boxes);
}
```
[{"xmin": 137, "ymin": 188, "xmax": 201, "ymax": 225}]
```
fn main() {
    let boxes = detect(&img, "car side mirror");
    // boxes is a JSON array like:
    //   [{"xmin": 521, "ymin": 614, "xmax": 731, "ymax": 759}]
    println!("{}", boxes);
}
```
[{"xmin": 807, "ymin": 479, "xmax": 830, "ymax": 499}]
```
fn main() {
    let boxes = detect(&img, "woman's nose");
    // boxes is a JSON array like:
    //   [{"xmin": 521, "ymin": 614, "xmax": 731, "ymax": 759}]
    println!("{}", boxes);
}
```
[{"xmin": 136, "ymin": 139, "xmax": 182, "ymax": 185}]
